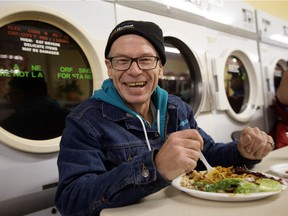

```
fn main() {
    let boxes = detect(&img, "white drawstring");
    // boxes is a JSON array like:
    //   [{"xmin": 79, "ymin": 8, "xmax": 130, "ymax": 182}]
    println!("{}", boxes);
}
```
[
  {"xmin": 136, "ymin": 109, "xmax": 160, "ymax": 151},
  {"xmin": 157, "ymin": 109, "xmax": 160, "ymax": 134},
  {"xmin": 136, "ymin": 115, "xmax": 152, "ymax": 151}
]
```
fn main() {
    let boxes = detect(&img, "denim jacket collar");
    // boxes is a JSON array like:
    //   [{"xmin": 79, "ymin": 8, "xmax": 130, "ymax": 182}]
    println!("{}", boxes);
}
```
[
  {"xmin": 100, "ymin": 98, "xmax": 178, "ymax": 122},
  {"xmin": 101, "ymin": 100, "xmax": 128, "ymax": 122}
]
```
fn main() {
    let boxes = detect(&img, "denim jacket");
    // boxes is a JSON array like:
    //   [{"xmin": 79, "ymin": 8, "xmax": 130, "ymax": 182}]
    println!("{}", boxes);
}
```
[{"xmin": 55, "ymin": 95, "xmax": 259, "ymax": 216}]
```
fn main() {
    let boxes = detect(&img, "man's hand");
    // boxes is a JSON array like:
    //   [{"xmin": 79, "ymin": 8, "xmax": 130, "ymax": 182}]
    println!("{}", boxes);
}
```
[
  {"xmin": 237, "ymin": 127, "xmax": 274, "ymax": 160},
  {"xmin": 155, "ymin": 129, "xmax": 204, "ymax": 181}
]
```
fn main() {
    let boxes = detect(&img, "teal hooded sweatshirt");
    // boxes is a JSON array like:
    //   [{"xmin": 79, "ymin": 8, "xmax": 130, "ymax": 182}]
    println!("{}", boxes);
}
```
[{"xmin": 91, "ymin": 79, "xmax": 168, "ymax": 149}]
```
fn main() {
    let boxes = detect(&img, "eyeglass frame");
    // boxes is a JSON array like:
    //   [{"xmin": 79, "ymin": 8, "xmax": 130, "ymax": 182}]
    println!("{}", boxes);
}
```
[{"xmin": 107, "ymin": 56, "xmax": 160, "ymax": 71}]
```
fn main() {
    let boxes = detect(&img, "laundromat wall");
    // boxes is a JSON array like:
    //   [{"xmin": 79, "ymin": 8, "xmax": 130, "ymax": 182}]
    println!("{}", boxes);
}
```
[
  {"xmin": 245, "ymin": 0, "xmax": 288, "ymax": 20},
  {"xmin": 0, "ymin": 0, "xmax": 288, "ymax": 215}
]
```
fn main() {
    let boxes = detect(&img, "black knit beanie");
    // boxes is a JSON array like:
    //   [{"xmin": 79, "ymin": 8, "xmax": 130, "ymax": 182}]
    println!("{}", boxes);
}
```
[{"xmin": 105, "ymin": 20, "xmax": 166, "ymax": 65}]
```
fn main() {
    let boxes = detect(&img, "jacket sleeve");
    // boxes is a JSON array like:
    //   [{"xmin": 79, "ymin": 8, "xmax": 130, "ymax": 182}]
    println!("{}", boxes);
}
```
[
  {"xmin": 183, "ymin": 102, "xmax": 261, "ymax": 170},
  {"xmin": 55, "ymin": 115, "xmax": 170, "ymax": 216}
]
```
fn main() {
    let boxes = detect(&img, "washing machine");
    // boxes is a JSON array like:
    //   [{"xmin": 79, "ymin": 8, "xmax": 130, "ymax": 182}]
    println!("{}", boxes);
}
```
[
  {"xmin": 0, "ymin": 1, "xmax": 114, "ymax": 215},
  {"xmin": 108, "ymin": 0, "xmax": 217, "ymax": 134},
  {"xmin": 204, "ymin": 1, "xmax": 265, "ymax": 141},
  {"xmin": 256, "ymin": 9, "xmax": 288, "ymax": 133}
]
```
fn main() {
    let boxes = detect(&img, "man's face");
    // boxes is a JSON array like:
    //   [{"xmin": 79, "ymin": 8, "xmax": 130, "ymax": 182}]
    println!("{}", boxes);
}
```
[{"xmin": 105, "ymin": 34, "xmax": 163, "ymax": 110}]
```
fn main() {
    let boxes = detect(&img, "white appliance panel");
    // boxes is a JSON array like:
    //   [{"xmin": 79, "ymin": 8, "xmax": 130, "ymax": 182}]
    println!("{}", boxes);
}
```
[
  {"xmin": 256, "ymin": 9, "xmax": 288, "ymax": 132},
  {"xmin": 204, "ymin": 20, "xmax": 265, "ymax": 140},
  {"xmin": 256, "ymin": 9, "xmax": 288, "ymax": 48},
  {"xmin": 205, "ymin": 0, "xmax": 256, "ymax": 33},
  {"xmin": 0, "ymin": 1, "xmax": 115, "ymax": 215},
  {"xmin": 260, "ymin": 43, "xmax": 288, "ymax": 106},
  {"xmin": 190, "ymin": 1, "xmax": 265, "ymax": 141}
]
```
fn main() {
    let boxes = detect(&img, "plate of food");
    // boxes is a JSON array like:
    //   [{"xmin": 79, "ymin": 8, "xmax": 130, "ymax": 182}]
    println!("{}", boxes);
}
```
[
  {"xmin": 270, "ymin": 163, "xmax": 288, "ymax": 178},
  {"xmin": 172, "ymin": 166, "xmax": 287, "ymax": 202}
]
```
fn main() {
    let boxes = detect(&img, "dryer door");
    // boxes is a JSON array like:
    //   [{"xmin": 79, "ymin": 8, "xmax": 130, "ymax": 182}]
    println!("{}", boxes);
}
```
[
  {"xmin": 0, "ymin": 17, "xmax": 102, "ymax": 153},
  {"xmin": 160, "ymin": 36, "xmax": 209, "ymax": 116},
  {"xmin": 264, "ymin": 62, "xmax": 287, "ymax": 133},
  {"xmin": 207, "ymin": 51, "xmax": 262, "ymax": 122},
  {"xmin": 266, "ymin": 60, "xmax": 287, "ymax": 105}
]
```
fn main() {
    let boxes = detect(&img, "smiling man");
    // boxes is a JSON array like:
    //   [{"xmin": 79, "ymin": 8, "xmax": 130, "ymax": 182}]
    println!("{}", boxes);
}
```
[
  {"xmin": 105, "ymin": 34, "xmax": 162, "ymax": 124},
  {"xmin": 55, "ymin": 20, "xmax": 274, "ymax": 216}
]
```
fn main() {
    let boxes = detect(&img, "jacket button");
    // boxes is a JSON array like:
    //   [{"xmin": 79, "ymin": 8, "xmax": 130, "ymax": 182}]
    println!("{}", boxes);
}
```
[
  {"xmin": 154, "ymin": 132, "xmax": 160, "ymax": 138},
  {"xmin": 141, "ymin": 164, "xmax": 149, "ymax": 178},
  {"xmin": 127, "ymin": 154, "xmax": 133, "ymax": 161}
]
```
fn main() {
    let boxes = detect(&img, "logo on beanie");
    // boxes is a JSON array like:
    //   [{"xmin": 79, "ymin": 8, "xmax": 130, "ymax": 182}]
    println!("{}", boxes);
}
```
[{"xmin": 110, "ymin": 24, "xmax": 135, "ymax": 38}]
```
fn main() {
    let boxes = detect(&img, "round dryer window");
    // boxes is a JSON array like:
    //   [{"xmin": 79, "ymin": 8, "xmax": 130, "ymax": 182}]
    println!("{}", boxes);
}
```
[
  {"xmin": 0, "ymin": 21, "xmax": 93, "ymax": 145},
  {"xmin": 159, "ymin": 37, "xmax": 203, "ymax": 115},
  {"xmin": 224, "ymin": 56, "xmax": 249, "ymax": 114}
]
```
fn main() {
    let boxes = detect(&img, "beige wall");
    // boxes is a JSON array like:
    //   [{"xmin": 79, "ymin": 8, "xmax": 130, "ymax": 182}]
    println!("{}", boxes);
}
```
[{"xmin": 244, "ymin": 0, "xmax": 288, "ymax": 20}]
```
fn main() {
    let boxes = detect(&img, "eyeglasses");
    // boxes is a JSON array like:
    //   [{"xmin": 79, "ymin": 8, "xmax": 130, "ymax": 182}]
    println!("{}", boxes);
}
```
[{"xmin": 107, "ymin": 56, "xmax": 160, "ymax": 71}]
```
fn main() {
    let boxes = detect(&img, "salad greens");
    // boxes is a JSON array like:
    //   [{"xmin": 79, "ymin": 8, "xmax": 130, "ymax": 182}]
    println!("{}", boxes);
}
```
[
  {"xmin": 181, "ymin": 166, "xmax": 285, "ymax": 194},
  {"xmin": 201, "ymin": 178, "xmax": 282, "ymax": 193}
]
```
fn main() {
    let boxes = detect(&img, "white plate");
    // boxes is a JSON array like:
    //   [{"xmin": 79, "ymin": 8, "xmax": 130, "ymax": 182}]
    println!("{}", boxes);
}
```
[
  {"xmin": 172, "ymin": 173, "xmax": 287, "ymax": 202},
  {"xmin": 270, "ymin": 163, "xmax": 288, "ymax": 178}
]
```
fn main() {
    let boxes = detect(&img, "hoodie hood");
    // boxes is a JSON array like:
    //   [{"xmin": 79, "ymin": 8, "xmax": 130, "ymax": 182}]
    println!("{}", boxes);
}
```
[{"xmin": 91, "ymin": 79, "xmax": 168, "ymax": 142}]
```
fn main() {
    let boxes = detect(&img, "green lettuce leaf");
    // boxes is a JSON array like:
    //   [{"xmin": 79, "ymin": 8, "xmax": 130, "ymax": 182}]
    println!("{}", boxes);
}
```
[{"xmin": 256, "ymin": 179, "xmax": 282, "ymax": 192}]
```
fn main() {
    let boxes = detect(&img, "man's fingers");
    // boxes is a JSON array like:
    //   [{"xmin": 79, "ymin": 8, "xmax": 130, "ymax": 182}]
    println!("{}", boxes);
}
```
[{"xmin": 171, "ymin": 129, "xmax": 204, "ymax": 150}]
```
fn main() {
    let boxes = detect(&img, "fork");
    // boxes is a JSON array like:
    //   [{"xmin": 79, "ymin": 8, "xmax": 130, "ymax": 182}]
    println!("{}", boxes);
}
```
[{"xmin": 199, "ymin": 151, "xmax": 214, "ymax": 172}]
